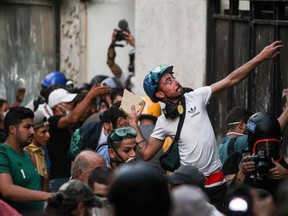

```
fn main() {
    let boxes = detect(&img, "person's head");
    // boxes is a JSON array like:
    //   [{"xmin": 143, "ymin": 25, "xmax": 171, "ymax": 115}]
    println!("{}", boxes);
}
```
[
  {"xmin": 110, "ymin": 88, "xmax": 124, "ymax": 105},
  {"xmin": 165, "ymin": 165, "xmax": 205, "ymax": 190},
  {"xmin": 32, "ymin": 109, "xmax": 50, "ymax": 147},
  {"xmin": 78, "ymin": 82, "xmax": 92, "ymax": 93},
  {"xmin": 108, "ymin": 163, "xmax": 171, "ymax": 216},
  {"xmin": 247, "ymin": 112, "xmax": 282, "ymax": 157},
  {"xmin": 41, "ymin": 71, "xmax": 67, "ymax": 89},
  {"xmin": 247, "ymin": 112, "xmax": 282, "ymax": 175},
  {"xmin": 0, "ymin": 98, "xmax": 9, "ymax": 121},
  {"xmin": 40, "ymin": 71, "xmax": 67, "ymax": 100},
  {"xmin": 4, "ymin": 107, "xmax": 34, "ymax": 148},
  {"xmin": 139, "ymin": 96, "xmax": 161, "ymax": 125},
  {"xmin": 98, "ymin": 77, "xmax": 124, "ymax": 108},
  {"xmin": 71, "ymin": 150, "xmax": 106, "ymax": 183},
  {"xmin": 88, "ymin": 166, "xmax": 115, "ymax": 198},
  {"xmin": 169, "ymin": 185, "xmax": 214, "ymax": 216},
  {"xmin": 143, "ymin": 64, "xmax": 183, "ymax": 103},
  {"xmin": 48, "ymin": 88, "xmax": 77, "ymax": 116},
  {"xmin": 107, "ymin": 127, "xmax": 137, "ymax": 168},
  {"xmin": 44, "ymin": 179, "xmax": 101, "ymax": 216},
  {"xmin": 90, "ymin": 75, "xmax": 109, "ymax": 87},
  {"xmin": 226, "ymin": 107, "xmax": 253, "ymax": 134},
  {"xmin": 101, "ymin": 106, "xmax": 129, "ymax": 131}
]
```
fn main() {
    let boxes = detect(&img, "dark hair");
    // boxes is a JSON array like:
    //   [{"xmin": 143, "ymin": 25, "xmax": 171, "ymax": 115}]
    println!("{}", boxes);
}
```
[
  {"xmin": 110, "ymin": 88, "xmax": 124, "ymax": 104},
  {"xmin": 101, "ymin": 106, "xmax": 127, "ymax": 129},
  {"xmin": 88, "ymin": 166, "xmax": 114, "ymax": 188},
  {"xmin": 108, "ymin": 163, "xmax": 171, "ymax": 216},
  {"xmin": 4, "ymin": 107, "xmax": 34, "ymax": 134},
  {"xmin": 226, "ymin": 106, "xmax": 253, "ymax": 131}
]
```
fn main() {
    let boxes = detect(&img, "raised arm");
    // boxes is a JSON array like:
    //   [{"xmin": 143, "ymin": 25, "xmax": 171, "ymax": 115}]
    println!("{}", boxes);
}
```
[
  {"xmin": 211, "ymin": 41, "xmax": 283, "ymax": 97},
  {"xmin": 58, "ymin": 85, "xmax": 111, "ymax": 129},
  {"xmin": 129, "ymin": 105, "xmax": 164, "ymax": 161}
]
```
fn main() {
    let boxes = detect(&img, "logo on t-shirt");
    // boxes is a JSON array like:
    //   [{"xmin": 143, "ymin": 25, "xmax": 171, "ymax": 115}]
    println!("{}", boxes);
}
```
[{"xmin": 188, "ymin": 106, "xmax": 200, "ymax": 118}]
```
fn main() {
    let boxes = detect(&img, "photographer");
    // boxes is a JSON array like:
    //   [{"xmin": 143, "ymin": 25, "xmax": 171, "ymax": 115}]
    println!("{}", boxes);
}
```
[
  {"xmin": 107, "ymin": 20, "xmax": 135, "ymax": 91},
  {"xmin": 233, "ymin": 112, "xmax": 288, "ymax": 197}
]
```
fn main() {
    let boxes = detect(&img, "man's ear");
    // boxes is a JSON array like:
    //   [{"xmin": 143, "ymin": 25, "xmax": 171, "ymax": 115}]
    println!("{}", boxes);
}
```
[
  {"xmin": 108, "ymin": 148, "xmax": 116, "ymax": 159},
  {"xmin": 9, "ymin": 125, "xmax": 16, "ymax": 135},
  {"xmin": 239, "ymin": 120, "xmax": 246, "ymax": 130},
  {"xmin": 155, "ymin": 91, "xmax": 165, "ymax": 100},
  {"xmin": 75, "ymin": 169, "xmax": 84, "ymax": 181}
]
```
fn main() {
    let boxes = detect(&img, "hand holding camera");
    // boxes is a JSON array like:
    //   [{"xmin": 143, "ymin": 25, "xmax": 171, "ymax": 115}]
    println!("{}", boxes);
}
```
[
  {"xmin": 268, "ymin": 159, "xmax": 288, "ymax": 180},
  {"xmin": 241, "ymin": 154, "xmax": 256, "ymax": 175},
  {"xmin": 111, "ymin": 19, "xmax": 134, "ymax": 47}
]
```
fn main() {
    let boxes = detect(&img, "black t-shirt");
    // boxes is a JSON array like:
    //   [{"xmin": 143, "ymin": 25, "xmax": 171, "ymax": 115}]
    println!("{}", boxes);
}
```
[{"xmin": 47, "ymin": 115, "xmax": 72, "ymax": 180}]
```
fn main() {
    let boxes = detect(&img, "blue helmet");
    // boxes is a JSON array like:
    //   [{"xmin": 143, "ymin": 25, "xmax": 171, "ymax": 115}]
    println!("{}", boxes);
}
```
[
  {"xmin": 143, "ymin": 64, "xmax": 173, "ymax": 102},
  {"xmin": 41, "ymin": 71, "xmax": 67, "ymax": 88}
]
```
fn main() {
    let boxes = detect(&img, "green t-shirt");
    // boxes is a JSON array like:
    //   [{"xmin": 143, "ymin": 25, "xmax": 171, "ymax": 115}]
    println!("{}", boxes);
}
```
[{"xmin": 0, "ymin": 143, "xmax": 44, "ymax": 213}]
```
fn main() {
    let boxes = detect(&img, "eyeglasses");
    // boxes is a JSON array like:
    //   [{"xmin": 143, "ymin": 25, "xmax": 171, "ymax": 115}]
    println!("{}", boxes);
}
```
[{"xmin": 109, "ymin": 127, "xmax": 137, "ymax": 143}]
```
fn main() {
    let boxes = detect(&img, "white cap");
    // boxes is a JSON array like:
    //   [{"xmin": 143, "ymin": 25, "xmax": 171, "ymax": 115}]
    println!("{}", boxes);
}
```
[{"xmin": 48, "ymin": 88, "xmax": 77, "ymax": 108}]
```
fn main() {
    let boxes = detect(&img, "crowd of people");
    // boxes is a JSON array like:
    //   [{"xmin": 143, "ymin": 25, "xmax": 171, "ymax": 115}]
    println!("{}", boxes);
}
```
[{"xmin": 0, "ymin": 34, "xmax": 287, "ymax": 216}]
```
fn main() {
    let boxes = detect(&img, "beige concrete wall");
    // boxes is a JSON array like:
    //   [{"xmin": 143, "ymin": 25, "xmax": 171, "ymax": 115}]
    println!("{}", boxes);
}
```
[
  {"xmin": 134, "ymin": 0, "xmax": 208, "ymax": 95},
  {"xmin": 60, "ymin": 0, "xmax": 84, "ymax": 83},
  {"xmin": 86, "ymin": 0, "xmax": 135, "ymax": 84},
  {"xmin": 60, "ymin": 0, "xmax": 208, "ymax": 95}
]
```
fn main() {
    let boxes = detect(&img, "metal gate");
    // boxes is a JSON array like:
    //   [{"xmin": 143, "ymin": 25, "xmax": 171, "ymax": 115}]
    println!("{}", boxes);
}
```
[
  {"xmin": 207, "ymin": 0, "xmax": 288, "ymax": 147},
  {"xmin": 0, "ymin": 0, "xmax": 59, "ymax": 105}
]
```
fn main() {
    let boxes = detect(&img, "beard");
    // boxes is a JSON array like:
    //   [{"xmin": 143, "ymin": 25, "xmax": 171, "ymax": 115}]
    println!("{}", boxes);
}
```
[
  {"xmin": 21, "ymin": 135, "xmax": 34, "ymax": 148},
  {"xmin": 166, "ymin": 86, "xmax": 184, "ymax": 101}
]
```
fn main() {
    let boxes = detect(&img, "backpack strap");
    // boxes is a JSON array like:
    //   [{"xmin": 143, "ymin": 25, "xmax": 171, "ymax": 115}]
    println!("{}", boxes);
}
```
[{"xmin": 227, "ymin": 137, "xmax": 238, "ymax": 156}]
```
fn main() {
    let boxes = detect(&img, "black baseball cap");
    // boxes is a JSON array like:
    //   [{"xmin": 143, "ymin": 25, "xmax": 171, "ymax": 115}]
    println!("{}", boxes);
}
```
[{"xmin": 165, "ymin": 165, "xmax": 205, "ymax": 189}]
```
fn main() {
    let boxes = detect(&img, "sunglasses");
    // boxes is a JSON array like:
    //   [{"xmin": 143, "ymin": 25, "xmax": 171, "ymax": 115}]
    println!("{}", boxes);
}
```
[{"xmin": 109, "ymin": 127, "xmax": 137, "ymax": 143}]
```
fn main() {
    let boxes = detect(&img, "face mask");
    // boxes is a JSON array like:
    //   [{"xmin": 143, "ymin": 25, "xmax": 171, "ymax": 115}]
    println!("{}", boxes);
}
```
[
  {"xmin": 58, "ymin": 104, "xmax": 72, "ymax": 116},
  {"xmin": 125, "ymin": 157, "xmax": 136, "ymax": 163},
  {"xmin": 1, "ymin": 110, "xmax": 8, "ymax": 120}
]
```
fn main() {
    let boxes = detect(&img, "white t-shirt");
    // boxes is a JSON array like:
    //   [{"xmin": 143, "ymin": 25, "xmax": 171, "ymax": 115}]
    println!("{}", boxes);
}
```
[{"xmin": 151, "ymin": 86, "xmax": 222, "ymax": 176}]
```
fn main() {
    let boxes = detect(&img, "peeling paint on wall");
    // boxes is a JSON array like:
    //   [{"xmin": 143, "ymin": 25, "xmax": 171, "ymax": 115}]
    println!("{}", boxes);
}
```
[{"xmin": 60, "ymin": 1, "xmax": 84, "ymax": 84}]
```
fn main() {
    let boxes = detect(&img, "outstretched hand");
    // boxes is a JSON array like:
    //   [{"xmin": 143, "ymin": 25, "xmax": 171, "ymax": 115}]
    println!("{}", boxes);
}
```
[{"xmin": 258, "ymin": 40, "xmax": 284, "ymax": 60}]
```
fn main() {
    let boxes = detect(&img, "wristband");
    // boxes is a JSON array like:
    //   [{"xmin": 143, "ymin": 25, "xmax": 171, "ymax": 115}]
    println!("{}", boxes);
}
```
[
  {"xmin": 136, "ymin": 139, "xmax": 145, "ymax": 150},
  {"xmin": 136, "ymin": 139, "xmax": 145, "ymax": 145}
]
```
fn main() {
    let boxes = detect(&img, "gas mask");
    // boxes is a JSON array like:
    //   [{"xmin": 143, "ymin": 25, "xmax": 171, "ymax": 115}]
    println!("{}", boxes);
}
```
[{"xmin": 250, "ymin": 139, "xmax": 281, "ymax": 175}]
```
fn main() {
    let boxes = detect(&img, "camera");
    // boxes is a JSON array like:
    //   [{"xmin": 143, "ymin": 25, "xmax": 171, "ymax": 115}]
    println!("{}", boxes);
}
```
[
  {"xmin": 250, "ymin": 151, "xmax": 275, "ymax": 175},
  {"xmin": 115, "ymin": 19, "xmax": 130, "ymax": 42}
]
